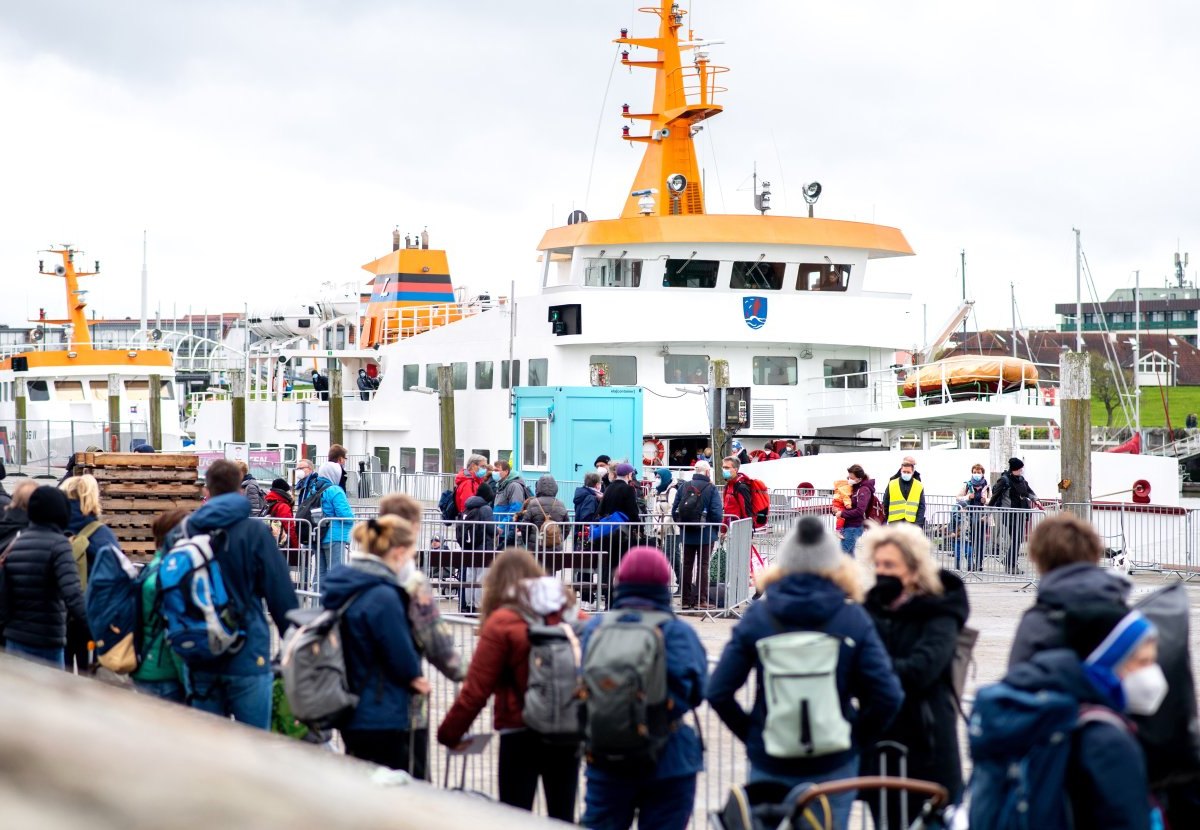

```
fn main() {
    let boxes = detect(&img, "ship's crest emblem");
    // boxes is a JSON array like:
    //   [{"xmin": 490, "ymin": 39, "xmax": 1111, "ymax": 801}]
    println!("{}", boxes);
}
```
[{"xmin": 743, "ymin": 296, "xmax": 767, "ymax": 330}]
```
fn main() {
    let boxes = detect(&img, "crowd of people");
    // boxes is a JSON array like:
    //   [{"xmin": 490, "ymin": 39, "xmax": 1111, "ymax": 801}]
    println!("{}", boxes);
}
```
[{"xmin": 0, "ymin": 449, "xmax": 1193, "ymax": 830}]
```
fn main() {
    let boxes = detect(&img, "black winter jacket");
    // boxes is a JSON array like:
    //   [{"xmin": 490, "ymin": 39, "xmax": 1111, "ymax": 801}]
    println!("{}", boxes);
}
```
[
  {"xmin": 599, "ymin": 478, "xmax": 641, "ymax": 523},
  {"xmin": 862, "ymin": 571, "xmax": 969, "ymax": 809},
  {"xmin": 0, "ymin": 507, "xmax": 29, "ymax": 551},
  {"xmin": 1008, "ymin": 563, "xmax": 1131, "ymax": 667},
  {"xmin": 2, "ymin": 523, "xmax": 89, "ymax": 649},
  {"xmin": 989, "ymin": 471, "xmax": 1035, "ymax": 509}
]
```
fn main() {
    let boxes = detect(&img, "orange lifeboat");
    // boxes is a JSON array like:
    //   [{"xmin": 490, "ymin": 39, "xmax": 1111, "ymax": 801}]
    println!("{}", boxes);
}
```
[{"xmin": 903, "ymin": 355, "xmax": 1039, "ymax": 399}]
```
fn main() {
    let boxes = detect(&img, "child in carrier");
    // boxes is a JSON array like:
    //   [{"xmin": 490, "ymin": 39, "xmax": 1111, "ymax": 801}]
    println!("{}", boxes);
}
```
[
  {"xmin": 831, "ymin": 479, "xmax": 853, "ymax": 539},
  {"xmin": 705, "ymin": 517, "xmax": 903, "ymax": 828}
]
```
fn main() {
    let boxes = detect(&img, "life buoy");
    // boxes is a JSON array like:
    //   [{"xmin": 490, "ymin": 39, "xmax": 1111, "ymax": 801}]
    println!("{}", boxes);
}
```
[
  {"xmin": 1132, "ymin": 479, "xmax": 1151, "ymax": 504},
  {"xmin": 642, "ymin": 438, "xmax": 664, "ymax": 466},
  {"xmin": 1042, "ymin": 386, "xmax": 1058, "ymax": 406},
  {"xmin": 797, "ymin": 482, "xmax": 815, "ymax": 498}
]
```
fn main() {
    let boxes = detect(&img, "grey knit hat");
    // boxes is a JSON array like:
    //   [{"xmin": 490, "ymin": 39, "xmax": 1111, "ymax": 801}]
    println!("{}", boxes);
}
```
[{"xmin": 778, "ymin": 516, "xmax": 844, "ymax": 574}]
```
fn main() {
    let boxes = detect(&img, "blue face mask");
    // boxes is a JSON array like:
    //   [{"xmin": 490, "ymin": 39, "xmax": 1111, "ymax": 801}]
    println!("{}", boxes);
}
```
[
  {"xmin": 971, "ymin": 473, "xmax": 984, "ymax": 483},
  {"xmin": 474, "ymin": 467, "xmax": 487, "ymax": 478},
  {"xmin": 492, "ymin": 471, "xmax": 502, "ymax": 482},
  {"xmin": 901, "ymin": 472, "xmax": 913, "ymax": 482},
  {"xmin": 722, "ymin": 469, "xmax": 733, "ymax": 480}
]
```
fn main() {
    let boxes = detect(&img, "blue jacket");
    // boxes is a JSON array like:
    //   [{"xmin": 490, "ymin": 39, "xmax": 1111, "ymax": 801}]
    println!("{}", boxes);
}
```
[
  {"xmin": 582, "ymin": 583, "xmax": 708, "ymax": 781},
  {"xmin": 322, "ymin": 556, "xmax": 423, "ymax": 731},
  {"xmin": 706, "ymin": 572, "xmax": 903, "ymax": 777},
  {"xmin": 671, "ymin": 474, "xmax": 723, "ymax": 545},
  {"xmin": 66, "ymin": 501, "xmax": 122, "ymax": 577},
  {"xmin": 184, "ymin": 493, "xmax": 299, "ymax": 676},
  {"xmin": 987, "ymin": 649, "xmax": 1152, "ymax": 830},
  {"xmin": 319, "ymin": 478, "xmax": 353, "ymax": 544},
  {"xmin": 573, "ymin": 486, "xmax": 600, "ymax": 523}
]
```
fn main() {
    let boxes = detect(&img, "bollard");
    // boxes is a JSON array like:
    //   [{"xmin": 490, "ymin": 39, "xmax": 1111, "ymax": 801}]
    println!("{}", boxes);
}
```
[{"xmin": 1059, "ymin": 351, "xmax": 1092, "ymax": 519}]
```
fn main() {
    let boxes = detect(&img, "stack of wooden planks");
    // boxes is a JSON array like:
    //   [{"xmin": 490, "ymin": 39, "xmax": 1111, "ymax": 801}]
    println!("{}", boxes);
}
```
[{"xmin": 72, "ymin": 451, "xmax": 202, "ymax": 559}]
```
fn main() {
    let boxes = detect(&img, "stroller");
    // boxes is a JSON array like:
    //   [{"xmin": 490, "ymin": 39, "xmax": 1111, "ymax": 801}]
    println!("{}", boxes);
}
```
[{"xmin": 712, "ymin": 776, "xmax": 950, "ymax": 830}]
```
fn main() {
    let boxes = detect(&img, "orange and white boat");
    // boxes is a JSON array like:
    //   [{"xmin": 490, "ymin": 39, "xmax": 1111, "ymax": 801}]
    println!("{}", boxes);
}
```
[{"xmin": 0, "ymin": 246, "xmax": 184, "ymax": 467}]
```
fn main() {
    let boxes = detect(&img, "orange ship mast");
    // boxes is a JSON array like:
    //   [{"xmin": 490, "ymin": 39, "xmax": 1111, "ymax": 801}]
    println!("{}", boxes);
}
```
[
  {"xmin": 37, "ymin": 246, "xmax": 98, "ymax": 349},
  {"xmin": 616, "ymin": 1, "xmax": 727, "ymax": 218}
]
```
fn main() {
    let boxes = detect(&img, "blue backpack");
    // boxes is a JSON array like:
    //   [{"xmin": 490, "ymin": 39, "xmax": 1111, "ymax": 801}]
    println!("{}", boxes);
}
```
[
  {"xmin": 86, "ymin": 544, "xmax": 146, "ymax": 674},
  {"xmin": 438, "ymin": 489, "xmax": 459, "ymax": 522},
  {"xmin": 157, "ymin": 521, "xmax": 245, "ymax": 660},
  {"xmin": 967, "ymin": 683, "xmax": 1129, "ymax": 830}
]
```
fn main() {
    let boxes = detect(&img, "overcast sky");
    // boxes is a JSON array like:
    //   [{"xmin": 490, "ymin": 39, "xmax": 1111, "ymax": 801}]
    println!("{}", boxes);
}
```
[{"xmin": 2, "ymin": 0, "xmax": 1198, "ymax": 343}]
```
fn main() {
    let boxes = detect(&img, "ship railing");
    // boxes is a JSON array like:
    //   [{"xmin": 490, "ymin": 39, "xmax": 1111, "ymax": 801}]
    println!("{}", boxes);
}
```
[
  {"xmin": 803, "ymin": 358, "xmax": 1062, "ymax": 417},
  {"xmin": 378, "ymin": 300, "xmax": 497, "ymax": 344},
  {"xmin": 0, "ymin": 341, "xmax": 173, "ymax": 360},
  {"xmin": 664, "ymin": 61, "xmax": 729, "ymax": 111},
  {"xmin": 0, "ymin": 417, "xmax": 152, "ymax": 476}
]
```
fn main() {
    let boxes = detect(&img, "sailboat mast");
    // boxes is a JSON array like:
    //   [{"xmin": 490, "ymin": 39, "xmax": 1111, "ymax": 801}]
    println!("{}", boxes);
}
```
[
  {"xmin": 1134, "ymin": 269, "xmax": 1140, "ymax": 437},
  {"xmin": 1074, "ymin": 227, "xmax": 1082, "ymax": 351},
  {"xmin": 140, "ymin": 230, "xmax": 148, "ymax": 341}
]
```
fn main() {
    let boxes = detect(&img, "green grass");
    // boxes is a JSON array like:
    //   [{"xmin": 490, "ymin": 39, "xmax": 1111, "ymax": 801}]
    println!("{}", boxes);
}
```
[{"xmin": 1092, "ymin": 386, "xmax": 1200, "ymax": 428}]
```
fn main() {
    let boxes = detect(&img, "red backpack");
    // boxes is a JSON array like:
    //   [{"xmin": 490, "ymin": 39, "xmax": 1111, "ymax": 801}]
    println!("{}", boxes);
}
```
[
  {"xmin": 747, "ymin": 477, "xmax": 771, "ymax": 529},
  {"xmin": 867, "ymin": 493, "xmax": 886, "ymax": 524}
]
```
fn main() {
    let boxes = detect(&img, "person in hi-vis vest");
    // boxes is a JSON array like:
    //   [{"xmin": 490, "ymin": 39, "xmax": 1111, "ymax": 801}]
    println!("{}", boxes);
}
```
[{"xmin": 882, "ymin": 460, "xmax": 925, "ymax": 527}]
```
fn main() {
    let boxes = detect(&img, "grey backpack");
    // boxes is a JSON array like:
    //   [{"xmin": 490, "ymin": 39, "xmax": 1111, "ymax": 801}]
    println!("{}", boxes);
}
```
[
  {"xmin": 522, "ymin": 614, "xmax": 584, "ymax": 742},
  {"xmin": 582, "ymin": 609, "xmax": 672, "ymax": 771},
  {"xmin": 280, "ymin": 594, "xmax": 362, "ymax": 728},
  {"xmin": 756, "ymin": 615, "xmax": 852, "ymax": 759}
]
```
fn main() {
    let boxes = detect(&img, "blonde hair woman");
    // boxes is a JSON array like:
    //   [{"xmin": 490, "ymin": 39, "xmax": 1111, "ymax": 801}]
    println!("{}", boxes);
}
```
[
  {"xmin": 858, "ymin": 522, "xmax": 970, "ymax": 823},
  {"xmin": 706, "ymin": 516, "xmax": 902, "ymax": 829},
  {"xmin": 59, "ymin": 473, "xmax": 121, "ymax": 673}
]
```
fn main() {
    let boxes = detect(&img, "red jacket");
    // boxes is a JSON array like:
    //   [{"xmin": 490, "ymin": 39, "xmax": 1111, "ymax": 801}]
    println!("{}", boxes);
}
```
[
  {"xmin": 454, "ymin": 469, "xmax": 481, "ymax": 513},
  {"xmin": 265, "ymin": 489, "xmax": 297, "ymax": 548},
  {"xmin": 723, "ymin": 473, "xmax": 754, "ymax": 523},
  {"xmin": 438, "ymin": 606, "xmax": 585, "ymax": 745}
]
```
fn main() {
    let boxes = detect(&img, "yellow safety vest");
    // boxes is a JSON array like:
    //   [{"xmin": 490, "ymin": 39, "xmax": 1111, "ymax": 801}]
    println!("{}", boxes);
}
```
[{"xmin": 886, "ymin": 478, "xmax": 923, "ymax": 523}]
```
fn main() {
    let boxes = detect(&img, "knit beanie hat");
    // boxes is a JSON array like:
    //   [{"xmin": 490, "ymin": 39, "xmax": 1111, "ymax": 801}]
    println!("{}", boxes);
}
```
[
  {"xmin": 1066, "ymin": 604, "xmax": 1156, "ymax": 709},
  {"xmin": 616, "ymin": 546, "xmax": 673, "ymax": 586},
  {"xmin": 29, "ymin": 485, "xmax": 70, "ymax": 530},
  {"xmin": 271, "ymin": 478, "xmax": 290, "ymax": 492},
  {"xmin": 1008, "ymin": 457, "xmax": 1024, "ymax": 472},
  {"xmin": 655, "ymin": 467, "xmax": 673, "ymax": 491},
  {"xmin": 777, "ymin": 516, "xmax": 844, "ymax": 575}
]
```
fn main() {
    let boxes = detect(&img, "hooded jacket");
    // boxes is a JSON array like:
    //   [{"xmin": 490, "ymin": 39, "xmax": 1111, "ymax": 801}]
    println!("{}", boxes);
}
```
[
  {"xmin": 265, "ymin": 488, "xmax": 297, "ymax": 548},
  {"xmin": 671, "ymin": 473, "xmax": 723, "ymax": 545},
  {"xmin": 183, "ymin": 493, "xmax": 298, "ymax": 676},
  {"xmin": 493, "ymin": 473, "xmax": 529, "ymax": 521},
  {"xmin": 322, "ymin": 556, "xmax": 423, "ymax": 731},
  {"xmin": 518, "ymin": 475, "xmax": 569, "ymax": 530},
  {"xmin": 1008, "ymin": 563, "xmax": 1132, "ymax": 666},
  {"xmin": 839, "ymin": 478, "xmax": 876, "ymax": 528},
  {"xmin": 706, "ymin": 572, "xmax": 903, "ymax": 777},
  {"xmin": 65, "ymin": 501, "xmax": 122, "ymax": 580},
  {"xmin": 861, "ymin": 571, "xmax": 969, "ymax": 802},
  {"xmin": 2, "ymin": 520, "xmax": 89, "ymax": 649},
  {"xmin": 989, "ymin": 470, "xmax": 1035, "ymax": 510},
  {"xmin": 456, "ymin": 495, "xmax": 493, "ymax": 552},
  {"xmin": 454, "ymin": 468, "xmax": 482, "ymax": 514},
  {"xmin": 317, "ymin": 464, "xmax": 353, "ymax": 545},
  {"xmin": 241, "ymin": 474, "xmax": 267, "ymax": 516},
  {"xmin": 984, "ymin": 649, "xmax": 1152, "ymax": 830},
  {"xmin": 573, "ymin": 486, "xmax": 600, "ymax": 524}
]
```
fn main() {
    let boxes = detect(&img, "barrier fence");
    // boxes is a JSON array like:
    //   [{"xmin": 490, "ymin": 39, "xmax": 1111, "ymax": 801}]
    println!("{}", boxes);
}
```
[{"xmin": 0, "ymin": 418, "xmax": 151, "ymax": 474}]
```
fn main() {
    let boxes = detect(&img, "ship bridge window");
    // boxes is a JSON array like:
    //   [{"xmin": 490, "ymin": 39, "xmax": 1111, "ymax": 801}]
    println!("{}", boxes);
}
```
[
  {"xmin": 501, "ymin": 360, "xmax": 521, "ymax": 389},
  {"xmin": 663, "ymin": 258, "xmax": 720, "ymax": 288},
  {"xmin": 824, "ymin": 359, "xmax": 869, "ymax": 389},
  {"xmin": 590, "ymin": 355, "xmax": 637, "ymax": 386},
  {"xmin": 403, "ymin": 364, "xmax": 418, "ymax": 390},
  {"xmin": 125, "ymin": 380, "xmax": 151, "ymax": 401},
  {"xmin": 475, "ymin": 361, "xmax": 494, "ymax": 389},
  {"xmin": 731, "ymin": 261, "xmax": 785, "ymax": 291},
  {"xmin": 798, "ymin": 263, "xmax": 851, "ymax": 291},
  {"xmin": 159, "ymin": 380, "xmax": 174, "ymax": 400},
  {"xmin": 452, "ymin": 362, "xmax": 467, "ymax": 391},
  {"xmin": 399, "ymin": 447, "xmax": 416, "ymax": 472},
  {"xmin": 584, "ymin": 258, "xmax": 642, "ymax": 287},
  {"xmin": 422, "ymin": 448, "xmax": 440, "ymax": 474},
  {"xmin": 665, "ymin": 354, "xmax": 709, "ymax": 384},
  {"xmin": 28, "ymin": 380, "xmax": 50, "ymax": 401},
  {"xmin": 521, "ymin": 419, "xmax": 550, "ymax": 471},
  {"xmin": 57, "ymin": 381, "xmax": 85, "ymax": 401},
  {"xmin": 752, "ymin": 356, "xmax": 797, "ymax": 386},
  {"xmin": 89, "ymin": 380, "xmax": 108, "ymax": 400},
  {"xmin": 528, "ymin": 359, "xmax": 548, "ymax": 386}
]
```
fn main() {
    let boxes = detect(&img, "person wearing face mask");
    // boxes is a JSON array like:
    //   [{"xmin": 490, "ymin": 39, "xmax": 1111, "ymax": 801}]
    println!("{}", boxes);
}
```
[
  {"xmin": 834, "ymin": 464, "xmax": 875, "ymax": 555},
  {"xmin": 859, "ymin": 523, "xmax": 969, "ymax": 824},
  {"xmin": 594, "ymin": 455, "xmax": 612, "ymax": 492},
  {"xmin": 881, "ymin": 460, "xmax": 925, "ymax": 528},
  {"xmin": 989, "ymin": 456, "xmax": 1037, "ymax": 574},
  {"xmin": 454, "ymin": 453, "xmax": 489, "ymax": 515},
  {"xmin": 971, "ymin": 605, "xmax": 1163, "ymax": 830},
  {"xmin": 320, "ymin": 515, "xmax": 429, "ymax": 771},
  {"xmin": 955, "ymin": 463, "xmax": 990, "ymax": 570}
]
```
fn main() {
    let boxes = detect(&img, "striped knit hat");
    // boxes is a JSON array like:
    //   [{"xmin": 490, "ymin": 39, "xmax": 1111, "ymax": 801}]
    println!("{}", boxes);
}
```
[{"xmin": 1066, "ymin": 604, "xmax": 1157, "ymax": 709}]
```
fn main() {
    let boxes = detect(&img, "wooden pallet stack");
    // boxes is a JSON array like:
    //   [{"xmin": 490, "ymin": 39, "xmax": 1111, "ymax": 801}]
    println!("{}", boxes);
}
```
[{"xmin": 72, "ymin": 451, "xmax": 203, "ymax": 559}]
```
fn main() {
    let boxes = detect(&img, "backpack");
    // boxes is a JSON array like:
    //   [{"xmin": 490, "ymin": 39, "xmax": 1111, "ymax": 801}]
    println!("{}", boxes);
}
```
[
  {"xmin": 522, "ymin": 614, "xmax": 584, "ymax": 743},
  {"xmin": 968, "ymin": 683, "xmax": 1130, "ymax": 830},
  {"xmin": 747, "ymin": 477, "xmax": 771, "ymax": 529},
  {"xmin": 438, "ymin": 489, "xmax": 459, "ymax": 522},
  {"xmin": 295, "ymin": 478, "xmax": 330, "ymax": 545},
  {"xmin": 157, "ymin": 523, "xmax": 245, "ymax": 661},
  {"xmin": 756, "ymin": 615, "xmax": 852, "ymax": 758},
  {"xmin": 951, "ymin": 625, "xmax": 980, "ymax": 717},
  {"xmin": 69, "ymin": 520, "xmax": 103, "ymax": 592},
  {"xmin": 677, "ymin": 481, "xmax": 711, "ymax": 524},
  {"xmin": 280, "ymin": 594, "xmax": 363, "ymax": 728},
  {"xmin": 243, "ymin": 480, "xmax": 268, "ymax": 517},
  {"xmin": 582, "ymin": 609, "xmax": 672, "ymax": 771},
  {"xmin": 85, "ymin": 544, "xmax": 145, "ymax": 674},
  {"xmin": 867, "ymin": 493, "xmax": 886, "ymax": 524}
]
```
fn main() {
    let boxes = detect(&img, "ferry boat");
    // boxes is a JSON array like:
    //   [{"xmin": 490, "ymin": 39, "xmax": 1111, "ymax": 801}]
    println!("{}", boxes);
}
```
[
  {"xmin": 0, "ymin": 246, "xmax": 185, "ymax": 466},
  {"xmin": 189, "ymin": 1, "xmax": 1177, "ymax": 504}
]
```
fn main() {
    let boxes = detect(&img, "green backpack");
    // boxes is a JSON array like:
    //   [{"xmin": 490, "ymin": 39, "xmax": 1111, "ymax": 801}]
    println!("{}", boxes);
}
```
[{"xmin": 69, "ymin": 521, "xmax": 103, "ymax": 593}]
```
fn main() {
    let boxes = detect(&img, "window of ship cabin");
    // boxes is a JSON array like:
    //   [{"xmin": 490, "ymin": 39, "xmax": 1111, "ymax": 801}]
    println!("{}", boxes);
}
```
[
  {"xmin": 57, "ymin": 380, "xmax": 85, "ymax": 401},
  {"xmin": 498, "ymin": 449, "xmax": 513, "ymax": 465},
  {"xmin": 664, "ymin": 355, "xmax": 709, "ymax": 384},
  {"xmin": 475, "ymin": 362, "xmax": 494, "ymax": 389},
  {"xmin": 425, "ymin": 363, "xmax": 441, "ymax": 387},
  {"xmin": 663, "ymin": 258, "xmax": 720, "ymax": 288},
  {"xmin": 502, "ymin": 360, "xmax": 521, "ymax": 389},
  {"xmin": 731, "ymin": 261, "xmax": 785, "ymax": 291},
  {"xmin": 89, "ymin": 380, "xmax": 108, "ymax": 400},
  {"xmin": 422, "ymin": 449, "xmax": 440, "ymax": 474},
  {"xmin": 159, "ymin": 380, "xmax": 174, "ymax": 400},
  {"xmin": 797, "ymin": 264, "xmax": 851, "ymax": 291},
  {"xmin": 752, "ymin": 356, "xmax": 797, "ymax": 386},
  {"xmin": 528, "ymin": 359, "xmax": 548, "ymax": 386},
  {"xmin": 584, "ymin": 258, "xmax": 642, "ymax": 287},
  {"xmin": 521, "ymin": 419, "xmax": 550, "ymax": 471},
  {"xmin": 452, "ymin": 362, "xmax": 468, "ymax": 391},
  {"xmin": 399, "ymin": 447, "xmax": 416, "ymax": 472},
  {"xmin": 590, "ymin": 355, "xmax": 637, "ymax": 386},
  {"xmin": 27, "ymin": 380, "xmax": 50, "ymax": 401},
  {"xmin": 824, "ymin": 359, "xmax": 869, "ymax": 389},
  {"xmin": 454, "ymin": 449, "xmax": 465, "ymax": 470},
  {"xmin": 125, "ymin": 380, "xmax": 151, "ymax": 401},
  {"xmin": 471, "ymin": 448, "xmax": 491, "ymax": 461},
  {"xmin": 403, "ymin": 364, "xmax": 418, "ymax": 390}
]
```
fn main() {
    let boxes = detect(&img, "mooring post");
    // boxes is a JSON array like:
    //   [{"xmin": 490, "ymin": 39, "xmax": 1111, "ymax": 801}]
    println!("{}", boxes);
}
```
[
  {"xmin": 438, "ymin": 365, "xmax": 456, "ymax": 475},
  {"xmin": 988, "ymin": 426, "xmax": 1019, "ymax": 489},
  {"xmin": 228, "ymin": 369, "xmax": 246, "ymax": 444},
  {"xmin": 149, "ymin": 373, "xmax": 163, "ymax": 450},
  {"xmin": 107, "ymin": 373, "xmax": 121, "ymax": 452},
  {"xmin": 1059, "ymin": 351, "xmax": 1092, "ymax": 519},
  {"xmin": 328, "ymin": 361, "xmax": 343, "ymax": 449}
]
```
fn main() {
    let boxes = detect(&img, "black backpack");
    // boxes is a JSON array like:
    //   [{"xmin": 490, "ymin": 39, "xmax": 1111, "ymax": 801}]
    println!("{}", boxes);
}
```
[
  {"xmin": 295, "ymin": 478, "xmax": 331, "ymax": 545},
  {"xmin": 676, "ymin": 481, "xmax": 710, "ymax": 524}
]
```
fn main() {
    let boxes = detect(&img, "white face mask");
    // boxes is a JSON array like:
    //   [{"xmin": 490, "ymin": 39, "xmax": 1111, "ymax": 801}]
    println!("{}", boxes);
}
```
[
  {"xmin": 900, "ymin": 472, "xmax": 913, "ymax": 482},
  {"xmin": 395, "ymin": 560, "xmax": 416, "ymax": 585},
  {"xmin": 1123, "ymin": 663, "xmax": 1168, "ymax": 716}
]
